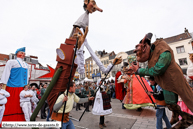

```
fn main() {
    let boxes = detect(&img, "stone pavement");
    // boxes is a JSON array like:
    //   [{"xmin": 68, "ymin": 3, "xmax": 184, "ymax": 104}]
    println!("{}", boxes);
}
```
[
  {"xmin": 70, "ymin": 99, "xmax": 193, "ymax": 129},
  {"xmin": 6, "ymin": 99, "xmax": 193, "ymax": 129}
]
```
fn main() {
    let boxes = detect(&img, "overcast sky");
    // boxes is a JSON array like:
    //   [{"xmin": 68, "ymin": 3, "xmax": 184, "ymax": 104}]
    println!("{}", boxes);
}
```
[{"xmin": 0, "ymin": 0, "xmax": 193, "ymax": 67}]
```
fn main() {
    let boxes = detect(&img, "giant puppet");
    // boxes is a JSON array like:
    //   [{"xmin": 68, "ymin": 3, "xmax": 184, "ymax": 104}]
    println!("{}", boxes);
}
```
[
  {"xmin": 131, "ymin": 33, "xmax": 193, "ymax": 129},
  {"xmin": 118, "ymin": 56, "xmax": 155, "ymax": 110},
  {"xmin": 1, "ymin": 47, "xmax": 29, "ymax": 121},
  {"xmin": 47, "ymin": 0, "xmax": 122, "ymax": 115}
]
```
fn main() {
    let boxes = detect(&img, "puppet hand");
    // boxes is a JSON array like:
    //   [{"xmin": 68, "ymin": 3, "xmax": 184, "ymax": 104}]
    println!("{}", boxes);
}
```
[
  {"xmin": 88, "ymin": 97, "xmax": 94, "ymax": 100},
  {"xmin": 113, "ymin": 56, "xmax": 122, "ymax": 65},
  {"xmin": 146, "ymin": 91, "xmax": 153, "ymax": 96},
  {"xmin": 73, "ymin": 26, "xmax": 88, "ymax": 49},
  {"xmin": 131, "ymin": 62, "xmax": 139, "ymax": 73}
]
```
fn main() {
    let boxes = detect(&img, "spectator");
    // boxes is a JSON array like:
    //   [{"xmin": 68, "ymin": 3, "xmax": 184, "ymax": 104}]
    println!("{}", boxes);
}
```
[
  {"xmin": 110, "ymin": 80, "xmax": 116, "ymax": 99},
  {"xmin": 0, "ymin": 81, "xmax": 10, "ymax": 123},
  {"xmin": 83, "ymin": 85, "xmax": 90, "ymax": 112},
  {"xmin": 29, "ymin": 85, "xmax": 39, "ymax": 113},
  {"xmin": 75, "ymin": 85, "xmax": 82, "ymax": 111},
  {"xmin": 105, "ymin": 83, "xmax": 111, "ymax": 102},
  {"xmin": 41, "ymin": 84, "xmax": 47, "ymax": 119},
  {"xmin": 20, "ymin": 85, "xmax": 33, "ymax": 121}
]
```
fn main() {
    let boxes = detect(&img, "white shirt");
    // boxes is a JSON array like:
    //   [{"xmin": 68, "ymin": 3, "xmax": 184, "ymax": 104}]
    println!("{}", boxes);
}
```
[
  {"xmin": 1, "ymin": 58, "xmax": 29, "ymax": 84},
  {"xmin": 0, "ymin": 89, "xmax": 10, "ymax": 104},
  {"xmin": 73, "ymin": 11, "xmax": 89, "ymax": 30},
  {"xmin": 20, "ymin": 90, "xmax": 32, "ymax": 102}
]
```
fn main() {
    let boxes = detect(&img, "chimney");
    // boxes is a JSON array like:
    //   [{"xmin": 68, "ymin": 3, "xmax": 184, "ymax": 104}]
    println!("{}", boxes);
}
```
[{"xmin": 184, "ymin": 28, "xmax": 191, "ymax": 37}]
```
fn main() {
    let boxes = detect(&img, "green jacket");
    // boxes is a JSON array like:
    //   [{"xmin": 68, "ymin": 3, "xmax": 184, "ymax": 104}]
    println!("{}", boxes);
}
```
[{"xmin": 41, "ymin": 88, "xmax": 46, "ymax": 97}]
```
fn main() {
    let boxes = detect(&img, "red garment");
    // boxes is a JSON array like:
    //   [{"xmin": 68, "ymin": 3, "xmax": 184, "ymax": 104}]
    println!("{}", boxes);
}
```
[
  {"xmin": 3, "ymin": 87, "xmax": 25, "ymax": 121},
  {"xmin": 115, "ymin": 71, "xmax": 126, "ymax": 101},
  {"xmin": 123, "ymin": 75, "xmax": 155, "ymax": 104}
]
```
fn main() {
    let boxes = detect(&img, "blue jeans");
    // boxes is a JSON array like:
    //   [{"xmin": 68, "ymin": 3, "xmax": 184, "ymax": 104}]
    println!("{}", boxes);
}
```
[
  {"xmin": 112, "ymin": 92, "xmax": 115, "ymax": 98},
  {"xmin": 156, "ymin": 105, "xmax": 171, "ymax": 129},
  {"xmin": 62, "ymin": 119, "xmax": 75, "ymax": 129},
  {"xmin": 46, "ymin": 109, "xmax": 50, "ymax": 121}
]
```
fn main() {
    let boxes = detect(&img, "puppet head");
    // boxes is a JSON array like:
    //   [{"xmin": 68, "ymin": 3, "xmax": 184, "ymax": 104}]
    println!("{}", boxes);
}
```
[
  {"xmin": 15, "ymin": 47, "xmax": 26, "ymax": 59},
  {"xmin": 84, "ymin": 0, "xmax": 103, "ymax": 13},
  {"xmin": 121, "ymin": 62, "xmax": 134, "ymax": 75},
  {"xmin": 188, "ymin": 50, "xmax": 193, "ymax": 63},
  {"xmin": 134, "ymin": 33, "xmax": 153, "ymax": 62}
]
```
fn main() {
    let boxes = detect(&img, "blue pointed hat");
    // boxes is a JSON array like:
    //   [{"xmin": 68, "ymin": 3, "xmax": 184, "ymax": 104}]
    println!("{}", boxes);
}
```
[{"xmin": 15, "ymin": 47, "xmax": 26, "ymax": 55}]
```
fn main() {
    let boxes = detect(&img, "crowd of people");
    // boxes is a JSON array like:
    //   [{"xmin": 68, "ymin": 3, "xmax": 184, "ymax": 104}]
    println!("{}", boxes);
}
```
[{"xmin": 74, "ymin": 80, "xmax": 115, "ymax": 112}]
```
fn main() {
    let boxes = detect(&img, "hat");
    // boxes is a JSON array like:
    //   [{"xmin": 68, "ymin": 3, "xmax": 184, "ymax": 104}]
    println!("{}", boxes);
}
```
[
  {"xmin": 188, "ymin": 50, "xmax": 193, "ymax": 54},
  {"xmin": 0, "ymin": 81, "xmax": 3, "ymax": 84},
  {"xmin": 15, "ymin": 47, "xmax": 25, "ymax": 55},
  {"xmin": 140, "ymin": 33, "xmax": 153, "ymax": 46}
]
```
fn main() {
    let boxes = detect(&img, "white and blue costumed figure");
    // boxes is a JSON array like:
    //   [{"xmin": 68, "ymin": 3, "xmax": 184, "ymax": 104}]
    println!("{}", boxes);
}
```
[{"xmin": 0, "ymin": 47, "xmax": 29, "ymax": 121}]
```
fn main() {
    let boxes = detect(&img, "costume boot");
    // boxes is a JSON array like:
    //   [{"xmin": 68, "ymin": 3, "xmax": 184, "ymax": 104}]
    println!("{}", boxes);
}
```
[
  {"xmin": 171, "ymin": 119, "xmax": 190, "ymax": 129},
  {"xmin": 168, "ymin": 104, "xmax": 193, "ymax": 129},
  {"xmin": 167, "ymin": 104, "xmax": 179, "ymax": 125}
]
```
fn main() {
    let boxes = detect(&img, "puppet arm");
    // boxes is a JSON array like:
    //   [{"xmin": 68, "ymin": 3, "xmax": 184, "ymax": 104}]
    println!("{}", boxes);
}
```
[
  {"xmin": 75, "ymin": 28, "xmax": 115, "ymax": 74},
  {"xmin": 0, "ymin": 60, "xmax": 13, "ymax": 84},
  {"xmin": 137, "ymin": 51, "xmax": 171, "ymax": 76}
]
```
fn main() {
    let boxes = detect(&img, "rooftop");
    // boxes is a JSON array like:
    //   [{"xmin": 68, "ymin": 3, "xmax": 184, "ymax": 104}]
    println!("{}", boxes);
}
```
[{"xmin": 163, "ymin": 32, "xmax": 192, "ymax": 44}]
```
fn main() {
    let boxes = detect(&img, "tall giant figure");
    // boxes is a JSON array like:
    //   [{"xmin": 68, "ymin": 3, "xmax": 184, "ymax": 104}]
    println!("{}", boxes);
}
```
[
  {"xmin": 1, "ymin": 47, "xmax": 29, "ymax": 121},
  {"xmin": 47, "ymin": 0, "xmax": 122, "ymax": 114}
]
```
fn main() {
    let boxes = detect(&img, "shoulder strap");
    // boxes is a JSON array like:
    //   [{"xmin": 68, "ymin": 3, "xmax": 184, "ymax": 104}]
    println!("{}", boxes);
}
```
[{"xmin": 17, "ymin": 59, "xmax": 22, "ymax": 67}]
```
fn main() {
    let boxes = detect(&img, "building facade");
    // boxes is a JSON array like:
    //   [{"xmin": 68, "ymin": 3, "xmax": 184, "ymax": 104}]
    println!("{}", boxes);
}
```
[{"xmin": 165, "ymin": 29, "xmax": 193, "ymax": 72}]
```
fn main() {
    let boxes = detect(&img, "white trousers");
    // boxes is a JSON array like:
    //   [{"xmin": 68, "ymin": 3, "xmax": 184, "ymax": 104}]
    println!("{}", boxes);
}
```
[
  {"xmin": 20, "ymin": 102, "xmax": 31, "ymax": 121},
  {"xmin": 0, "ymin": 105, "xmax": 5, "ymax": 123},
  {"xmin": 32, "ymin": 102, "xmax": 37, "ymax": 112},
  {"xmin": 31, "ymin": 102, "xmax": 37, "ymax": 116}
]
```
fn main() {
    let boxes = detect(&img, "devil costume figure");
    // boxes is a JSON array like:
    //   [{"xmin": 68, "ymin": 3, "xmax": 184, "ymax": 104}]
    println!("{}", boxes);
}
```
[{"xmin": 132, "ymin": 33, "xmax": 193, "ymax": 129}]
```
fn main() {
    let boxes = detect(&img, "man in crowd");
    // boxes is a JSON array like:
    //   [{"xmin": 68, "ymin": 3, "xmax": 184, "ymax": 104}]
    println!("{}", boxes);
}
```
[
  {"xmin": 75, "ymin": 85, "xmax": 82, "ymax": 111},
  {"xmin": 41, "ymin": 83, "xmax": 48, "ymax": 119},
  {"xmin": 20, "ymin": 85, "xmax": 33, "ymax": 121},
  {"xmin": 147, "ymin": 77, "xmax": 171, "ymax": 129},
  {"xmin": 29, "ymin": 85, "xmax": 39, "ymax": 113},
  {"xmin": 52, "ymin": 82, "xmax": 94, "ymax": 129}
]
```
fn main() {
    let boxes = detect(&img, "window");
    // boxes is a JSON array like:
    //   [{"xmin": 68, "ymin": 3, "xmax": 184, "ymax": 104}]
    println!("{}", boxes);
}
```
[
  {"xmin": 179, "ymin": 58, "xmax": 188, "ymax": 65},
  {"xmin": 106, "ymin": 60, "xmax": 109, "ymax": 64},
  {"xmin": 176, "ymin": 46, "xmax": 185, "ymax": 53},
  {"xmin": 104, "ymin": 60, "xmax": 106, "ymax": 65}
]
